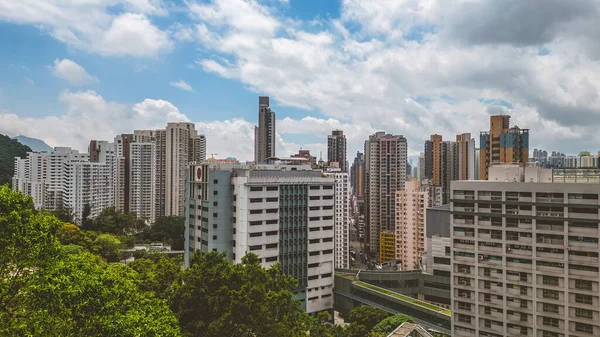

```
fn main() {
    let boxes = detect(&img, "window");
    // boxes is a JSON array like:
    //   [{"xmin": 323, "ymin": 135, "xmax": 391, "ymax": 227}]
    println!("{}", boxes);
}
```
[
  {"xmin": 265, "ymin": 219, "xmax": 278, "ymax": 225},
  {"xmin": 570, "ymin": 264, "xmax": 599, "ymax": 272},
  {"xmin": 250, "ymin": 198, "xmax": 262, "ymax": 203},
  {"xmin": 323, "ymin": 185, "xmax": 333, "ymax": 190},
  {"xmin": 543, "ymin": 276, "xmax": 559, "ymax": 286},
  {"xmin": 310, "ymin": 196, "xmax": 320, "ymax": 200},
  {"xmin": 576, "ymin": 294, "xmax": 593, "ymax": 305},
  {"xmin": 265, "ymin": 256, "xmax": 278, "ymax": 262},
  {"xmin": 213, "ymin": 213, "xmax": 218, "ymax": 218},
  {"xmin": 266, "ymin": 231, "xmax": 277, "ymax": 236},
  {"xmin": 434, "ymin": 257, "xmax": 451, "ymax": 265},
  {"xmin": 213, "ymin": 190, "xmax": 218, "ymax": 195},
  {"xmin": 445, "ymin": 246, "xmax": 451, "ymax": 255},
  {"xmin": 213, "ymin": 201, "xmax": 218, "ymax": 206},
  {"xmin": 266, "ymin": 186, "xmax": 278, "ymax": 191},
  {"xmin": 249, "ymin": 232, "xmax": 262, "ymax": 237},
  {"xmin": 310, "ymin": 186, "xmax": 320, "ymax": 190},
  {"xmin": 308, "ymin": 263, "xmax": 319, "ymax": 268},
  {"xmin": 213, "ymin": 224, "xmax": 217, "ymax": 229},
  {"xmin": 250, "ymin": 220, "xmax": 262, "ymax": 226},
  {"xmin": 323, "ymin": 205, "xmax": 333, "ymax": 210},
  {"xmin": 212, "ymin": 235, "xmax": 217, "ymax": 240},
  {"xmin": 457, "ymin": 264, "xmax": 470, "ymax": 273},
  {"xmin": 309, "ymin": 227, "xmax": 320, "ymax": 232},
  {"xmin": 309, "ymin": 251, "xmax": 320, "ymax": 256},
  {"xmin": 543, "ymin": 289, "xmax": 559, "ymax": 300},
  {"xmin": 322, "ymin": 237, "xmax": 333, "ymax": 242},
  {"xmin": 266, "ymin": 197, "xmax": 278, "ymax": 202},
  {"xmin": 576, "ymin": 279, "xmax": 593, "ymax": 291},
  {"xmin": 457, "ymin": 302, "xmax": 471, "ymax": 311},
  {"xmin": 322, "ymin": 226, "xmax": 333, "ymax": 230},
  {"xmin": 457, "ymin": 314, "xmax": 471, "ymax": 324},
  {"xmin": 249, "ymin": 245, "xmax": 262, "ymax": 251},
  {"xmin": 323, "ymin": 249, "xmax": 333, "ymax": 255},
  {"xmin": 323, "ymin": 215, "xmax": 333, "ymax": 220},
  {"xmin": 309, "ymin": 217, "xmax": 320, "ymax": 221},
  {"xmin": 433, "ymin": 270, "xmax": 450, "ymax": 277},
  {"xmin": 266, "ymin": 208, "xmax": 278, "ymax": 213},
  {"xmin": 542, "ymin": 331, "xmax": 558, "ymax": 337},
  {"xmin": 575, "ymin": 323, "xmax": 594, "ymax": 334},
  {"xmin": 543, "ymin": 303, "xmax": 559, "ymax": 314},
  {"xmin": 576, "ymin": 308, "xmax": 593, "ymax": 319},
  {"xmin": 265, "ymin": 243, "xmax": 277, "ymax": 249},
  {"xmin": 309, "ymin": 239, "xmax": 320, "ymax": 244},
  {"xmin": 308, "ymin": 275, "xmax": 318, "ymax": 280},
  {"xmin": 321, "ymin": 273, "xmax": 332, "ymax": 278},
  {"xmin": 213, "ymin": 179, "xmax": 218, "ymax": 184},
  {"xmin": 542, "ymin": 317, "xmax": 558, "ymax": 327},
  {"xmin": 250, "ymin": 187, "xmax": 263, "ymax": 192},
  {"xmin": 323, "ymin": 195, "xmax": 333, "ymax": 200},
  {"xmin": 250, "ymin": 209, "xmax": 262, "ymax": 214}
]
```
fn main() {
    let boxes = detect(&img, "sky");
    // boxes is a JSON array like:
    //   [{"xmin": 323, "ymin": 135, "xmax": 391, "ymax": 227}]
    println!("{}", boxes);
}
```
[{"xmin": 1, "ymin": 0, "xmax": 599, "ymax": 162}]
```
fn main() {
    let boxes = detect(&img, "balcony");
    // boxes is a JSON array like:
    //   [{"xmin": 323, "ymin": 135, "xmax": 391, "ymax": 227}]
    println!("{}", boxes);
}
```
[
  {"xmin": 454, "ymin": 207, "xmax": 475, "ymax": 213},
  {"xmin": 568, "ymin": 226, "xmax": 598, "ymax": 236},
  {"xmin": 537, "ymin": 197, "xmax": 564, "ymax": 204},
  {"xmin": 568, "ymin": 241, "xmax": 598, "ymax": 250},
  {"xmin": 568, "ymin": 255, "xmax": 599, "ymax": 264},
  {"xmin": 536, "ymin": 252, "xmax": 564, "ymax": 260},
  {"xmin": 536, "ymin": 224, "xmax": 564, "ymax": 232},
  {"xmin": 537, "ymin": 211, "xmax": 565, "ymax": 218},
  {"xmin": 453, "ymin": 194, "xmax": 474, "ymax": 200},
  {"xmin": 454, "ymin": 218, "xmax": 474, "ymax": 225},
  {"xmin": 453, "ymin": 231, "xmax": 474, "ymax": 238},
  {"xmin": 567, "ymin": 198, "xmax": 598, "ymax": 205}
]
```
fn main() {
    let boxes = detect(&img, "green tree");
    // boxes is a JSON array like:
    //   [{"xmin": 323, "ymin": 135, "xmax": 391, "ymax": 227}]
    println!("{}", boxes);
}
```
[
  {"xmin": 171, "ymin": 251, "xmax": 310, "ymax": 337},
  {"xmin": 371, "ymin": 314, "xmax": 414, "ymax": 335},
  {"xmin": 92, "ymin": 234, "xmax": 122, "ymax": 262},
  {"xmin": 58, "ymin": 222, "xmax": 85, "ymax": 245},
  {"xmin": 0, "ymin": 185, "xmax": 62, "ymax": 327},
  {"xmin": 0, "ymin": 134, "xmax": 31, "ymax": 187},
  {"xmin": 129, "ymin": 256, "xmax": 182, "ymax": 299},
  {"xmin": 345, "ymin": 305, "xmax": 391, "ymax": 331},
  {"xmin": 94, "ymin": 207, "xmax": 146, "ymax": 236},
  {"xmin": 81, "ymin": 203, "xmax": 94, "ymax": 230},
  {"xmin": 49, "ymin": 204, "xmax": 75, "ymax": 224},
  {"xmin": 11, "ymin": 252, "xmax": 181, "ymax": 337},
  {"xmin": 144, "ymin": 216, "xmax": 185, "ymax": 250}
]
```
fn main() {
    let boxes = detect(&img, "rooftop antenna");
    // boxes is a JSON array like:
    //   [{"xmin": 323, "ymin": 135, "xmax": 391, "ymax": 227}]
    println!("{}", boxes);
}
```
[{"xmin": 210, "ymin": 153, "xmax": 218, "ymax": 159}]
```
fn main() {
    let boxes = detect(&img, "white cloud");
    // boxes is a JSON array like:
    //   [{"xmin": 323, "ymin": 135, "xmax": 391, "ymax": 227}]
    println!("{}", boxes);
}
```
[
  {"xmin": 0, "ymin": 0, "xmax": 171, "ymax": 57},
  {"xmin": 185, "ymin": 0, "xmax": 600, "ymax": 155},
  {"xmin": 169, "ymin": 80, "xmax": 194, "ymax": 92},
  {"xmin": 51, "ymin": 59, "xmax": 99, "ymax": 85}
]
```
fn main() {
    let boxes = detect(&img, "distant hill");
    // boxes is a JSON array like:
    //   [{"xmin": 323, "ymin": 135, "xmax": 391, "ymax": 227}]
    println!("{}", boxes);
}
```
[
  {"xmin": 14, "ymin": 135, "xmax": 53, "ymax": 152},
  {"xmin": 0, "ymin": 134, "xmax": 32, "ymax": 187}
]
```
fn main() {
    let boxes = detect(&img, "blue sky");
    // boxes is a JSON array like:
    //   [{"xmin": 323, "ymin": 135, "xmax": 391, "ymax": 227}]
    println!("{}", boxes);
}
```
[{"xmin": 0, "ymin": 0, "xmax": 598, "ymax": 160}]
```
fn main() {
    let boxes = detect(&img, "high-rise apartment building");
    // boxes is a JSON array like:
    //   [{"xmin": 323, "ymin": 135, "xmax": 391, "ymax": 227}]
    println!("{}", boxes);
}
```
[
  {"xmin": 392, "ymin": 179, "xmax": 426, "ymax": 270},
  {"xmin": 14, "ymin": 145, "xmax": 120, "ymax": 224},
  {"xmin": 165, "ymin": 122, "xmax": 204, "ymax": 216},
  {"xmin": 350, "ymin": 151, "xmax": 365, "ymax": 198},
  {"xmin": 134, "ymin": 129, "xmax": 167, "ymax": 217},
  {"xmin": 324, "ymin": 168, "xmax": 350, "ymax": 269},
  {"xmin": 479, "ymin": 115, "xmax": 529, "ymax": 180},
  {"xmin": 254, "ymin": 96, "xmax": 276, "ymax": 164},
  {"xmin": 364, "ymin": 132, "xmax": 407, "ymax": 258},
  {"xmin": 186, "ymin": 163, "xmax": 335, "ymax": 315},
  {"xmin": 451, "ymin": 165, "xmax": 600, "ymax": 337},
  {"xmin": 129, "ymin": 142, "xmax": 156, "ymax": 223},
  {"xmin": 456, "ymin": 133, "xmax": 476, "ymax": 180},
  {"xmin": 112, "ymin": 135, "xmax": 133, "ymax": 212},
  {"xmin": 327, "ymin": 130, "xmax": 347, "ymax": 172}
]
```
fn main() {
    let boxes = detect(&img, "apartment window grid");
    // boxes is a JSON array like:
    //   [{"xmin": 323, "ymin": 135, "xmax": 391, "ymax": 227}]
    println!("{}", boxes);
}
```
[{"xmin": 451, "ymin": 185, "xmax": 600, "ymax": 337}]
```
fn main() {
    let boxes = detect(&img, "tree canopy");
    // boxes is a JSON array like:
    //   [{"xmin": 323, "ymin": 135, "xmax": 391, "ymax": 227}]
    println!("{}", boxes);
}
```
[
  {"xmin": 371, "ymin": 314, "xmax": 414, "ymax": 335},
  {"xmin": 0, "ymin": 134, "xmax": 31, "ymax": 187},
  {"xmin": 142, "ymin": 216, "xmax": 185, "ymax": 250},
  {"xmin": 344, "ymin": 305, "xmax": 391, "ymax": 332}
]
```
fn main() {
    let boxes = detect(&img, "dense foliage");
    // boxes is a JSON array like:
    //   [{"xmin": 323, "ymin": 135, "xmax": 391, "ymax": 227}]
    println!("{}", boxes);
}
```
[
  {"xmin": 0, "ymin": 133, "xmax": 31, "ymax": 187},
  {"xmin": 371, "ymin": 314, "xmax": 414, "ymax": 335},
  {"xmin": 0, "ymin": 185, "xmax": 419, "ymax": 336}
]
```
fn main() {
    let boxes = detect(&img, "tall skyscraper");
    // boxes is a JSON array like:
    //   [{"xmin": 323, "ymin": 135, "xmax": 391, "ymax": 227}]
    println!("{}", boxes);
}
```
[
  {"xmin": 451, "ymin": 165, "xmax": 600, "ymax": 337},
  {"xmin": 391, "ymin": 179, "xmax": 426, "ymax": 270},
  {"xmin": 165, "ymin": 122, "xmax": 204, "ymax": 216},
  {"xmin": 327, "ymin": 130, "xmax": 347, "ymax": 172},
  {"xmin": 479, "ymin": 114, "xmax": 529, "ymax": 180},
  {"xmin": 112, "ymin": 134, "xmax": 133, "ymax": 212},
  {"xmin": 364, "ymin": 132, "xmax": 407, "ymax": 258},
  {"xmin": 350, "ymin": 151, "xmax": 365, "ymax": 197},
  {"xmin": 129, "ymin": 142, "xmax": 156, "ymax": 223},
  {"xmin": 254, "ymin": 96, "xmax": 276, "ymax": 164}
]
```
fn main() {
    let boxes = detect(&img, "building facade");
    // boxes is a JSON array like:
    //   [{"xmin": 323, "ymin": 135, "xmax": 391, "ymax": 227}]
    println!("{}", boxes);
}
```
[
  {"xmin": 327, "ymin": 130, "xmax": 347, "ymax": 172},
  {"xmin": 324, "ymin": 169, "xmax": 350, "ymax": 269},
  {"xmin": 451, "ymin": 166, "xmax": 600, "ymax": 337},
  {"xmin": 254, "ymin": 96, "xmax": 276, "ymax": 164},
  {"xmin": 129, "ymin": 142, "xmax": 156, "ymax": 223},
  {"xmin": 365, "ymin": 132, "xmax": 407, "ymax": 259},
  {"xmin": 186, "ymin": 164, "xmax": 336, "ymax": 315},
  {"xmin": 350, "ymin": 151, "xmax": 365, "ymax": 198},
  {"xmin": 479, "ymin": 115, "xmax": 529, "ymax": 180},
  {"xmin": 394, "ymin": 179, "xmax": 427, "ymax": 270}
]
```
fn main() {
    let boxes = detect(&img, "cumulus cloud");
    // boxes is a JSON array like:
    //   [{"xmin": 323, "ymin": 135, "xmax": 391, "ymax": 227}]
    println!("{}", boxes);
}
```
[
  {"xmin": 0, "ymin": 0, "xmax": 171, "ymax": 57},
  {"xmin": 186, "ymin": 0, "xmax": 600, "ymax": 155},
  {"xmin": 169, "ymin": 80, "xmax": 194, "ymax": 92},
  {"xmin": 51, "ymin": 59, "xmax": 99, "ymax": 85}
]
